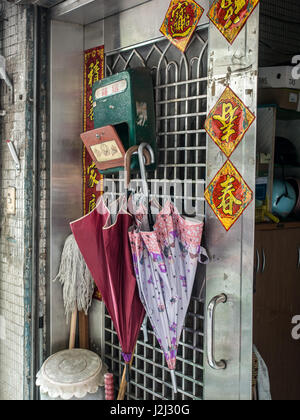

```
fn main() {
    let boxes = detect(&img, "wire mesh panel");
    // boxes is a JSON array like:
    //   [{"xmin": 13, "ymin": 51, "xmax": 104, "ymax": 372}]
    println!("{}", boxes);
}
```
[
  {"xmin": 104, "ymin": 29, "xmax": 208, "ymax": 400},
  {"xmin": 259, "ymin": 0, "xmax": 300, "ymax": 66}
]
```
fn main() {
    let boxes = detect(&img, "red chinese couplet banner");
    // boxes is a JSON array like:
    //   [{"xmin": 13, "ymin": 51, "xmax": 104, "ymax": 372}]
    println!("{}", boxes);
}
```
[
  {"xmin": 83, "ymin": 46, "xmax": 104, "ymax": 215},
  {"xmin": 83, "ymin": 46, "xmax": 105, "ymax": 300}
]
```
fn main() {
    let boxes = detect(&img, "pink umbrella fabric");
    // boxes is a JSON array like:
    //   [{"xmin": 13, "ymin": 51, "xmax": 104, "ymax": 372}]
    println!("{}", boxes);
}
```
[
  {"xmin": 129, "ymin": 200, "xmax": 208, "ymax": 392},
  {"xmin": 70, "ymin": 197, "xmax": 145, "ymax": 364}
]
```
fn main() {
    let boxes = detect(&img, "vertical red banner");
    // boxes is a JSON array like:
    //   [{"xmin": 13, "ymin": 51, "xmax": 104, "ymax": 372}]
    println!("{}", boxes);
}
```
[
  {"xmin": 83, "ymin": 46, "xmax": 104, "ymax": 301},
  {"xmin": 83, "ymin": 46, "xmax": 104, "ymax": 215}
]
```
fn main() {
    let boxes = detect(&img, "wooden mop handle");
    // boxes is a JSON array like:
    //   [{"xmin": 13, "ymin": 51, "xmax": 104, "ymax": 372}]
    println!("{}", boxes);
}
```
[
  {"xmin": 117, "ymin": 353, "xmax": 135, "ymax": 400},
  {"xmin": 69, "ymin": 308, "xmax": 90, "ymax": 350},
  {"xmin": 69, "ymin": 308, "xmax": 78, "ymax": 350}
]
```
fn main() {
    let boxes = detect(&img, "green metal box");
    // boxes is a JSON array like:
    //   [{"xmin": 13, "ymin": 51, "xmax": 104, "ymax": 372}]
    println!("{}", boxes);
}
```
[{"xmin": 92, "ymin": 67, "xmax": 156, "ymax": 174}]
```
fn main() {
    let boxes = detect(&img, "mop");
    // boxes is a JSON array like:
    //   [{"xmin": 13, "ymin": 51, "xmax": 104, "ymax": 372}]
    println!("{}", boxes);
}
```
[{"xmin": 54, "ymin": 234, "xmax": 95, "ymax": 343}]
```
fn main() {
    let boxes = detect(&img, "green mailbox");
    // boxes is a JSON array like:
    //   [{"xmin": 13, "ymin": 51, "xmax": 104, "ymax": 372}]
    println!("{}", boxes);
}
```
[{"xmin": 90, "ymin": 67, "xmax": 156, "ymax": 175}]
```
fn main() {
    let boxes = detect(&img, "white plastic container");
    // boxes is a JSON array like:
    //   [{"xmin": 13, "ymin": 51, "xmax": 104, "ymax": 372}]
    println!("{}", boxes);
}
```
[{"xmin": 36, "ymin": 349, "xmax": 106, "ymax": 400}]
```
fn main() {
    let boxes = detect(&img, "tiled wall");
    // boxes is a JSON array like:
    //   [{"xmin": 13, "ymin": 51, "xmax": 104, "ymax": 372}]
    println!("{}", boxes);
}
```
[{"xmin": 0, "ymin": 2, "xmax": 27, "ymax": 401}]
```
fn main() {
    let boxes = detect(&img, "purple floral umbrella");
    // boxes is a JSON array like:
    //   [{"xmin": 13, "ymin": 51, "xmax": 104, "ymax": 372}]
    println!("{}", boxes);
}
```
[{"xmin": 129, "ymin": 200, "xmax": 208, "ymax": 393}]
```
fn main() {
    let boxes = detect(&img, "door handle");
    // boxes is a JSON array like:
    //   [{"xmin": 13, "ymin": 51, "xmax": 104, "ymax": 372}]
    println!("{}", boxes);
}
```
[
  {"xmin": 206, "ymin": 293, "xmax": 227, "ymax": 370},
  {"xmin": 255, "ymin": 249, "xmax": 260, "ymax": 273},
  {"xmin": 298, "ymin": 247, "xmax": 300, "ymax": 269},
  {"xmin": 261, "ymin": 248, "xmax": 266, "ymax": 273}
]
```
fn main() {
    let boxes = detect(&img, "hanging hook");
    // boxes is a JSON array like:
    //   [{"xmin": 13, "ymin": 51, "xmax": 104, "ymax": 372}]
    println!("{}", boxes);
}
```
[
  {"xmin": 138, "ymin": 143, "xmax": 155, "ymax": 230},
  {"xmin": 124, "ymin": 145, "xmax": 151, "ymax": 198},
  {"xmin": 137, "ymin": 143, "xmax": 155, "ymax": 198}
]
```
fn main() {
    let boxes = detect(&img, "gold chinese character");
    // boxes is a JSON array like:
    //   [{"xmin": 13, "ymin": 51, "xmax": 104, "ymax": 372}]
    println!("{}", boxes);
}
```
[
  {"xmin": 87, "ymin": 60, "xmax": 101, "ymax": 88},
  {"xmin": 87, "ymin": 162, "xmax": 99, "ymax": 188},
  {"xmin": 93, "ymin": 60, "xmax": 100, "ymax": 83},
  {"xmin": 220, "ymin": 0, "xmax": 246, "ymax": 29},
  {"xmin": 233, "ymin": 0, "xmax": 246, "ymax": 16},
  {"xmin": 88, "ymin": 194, "xmax": 97, "ymax": 212},
  {"xmin": 221, "ymin": 0, "xmax": 234, "ymax": 19},
  {"xmin": 87, "ymin": 161, "xmax": 96, "ymax": 172},
  {"xmin": 88, "ymin": 95, "xmax": 94, "ymax": 121},
  {"xmin": 213, "ymin": 102, "xmax": 239, "ymax": 143},
  {"xmin": 170, "ymin": 2, "xmax": 192, "ymax": 37},
  {"xmin": 87, "ymin": 65, "xmax": 94, "ymax": 88},
  {"xmin": 217, "ymin": 175, "xmax": 242, "ymax": 216}
]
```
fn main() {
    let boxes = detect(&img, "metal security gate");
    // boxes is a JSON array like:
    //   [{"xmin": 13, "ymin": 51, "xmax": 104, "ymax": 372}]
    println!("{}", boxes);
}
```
[
  {"xmin": 103, "ymin": 29, "xmax": 208, "ymax": 400},
  {"xmin": 49, "ymin": 0, "xmax": 259, "ymax": 401}
]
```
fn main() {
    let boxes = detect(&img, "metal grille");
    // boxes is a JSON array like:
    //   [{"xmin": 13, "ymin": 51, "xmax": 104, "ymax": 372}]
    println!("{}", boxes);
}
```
[
  {"xmin": 259, "ymin": 0, "xmax": 300, "ymax": 66},
  {"xmin": 104, "ymin": 29, "xmax": 208, "ymax": 400}
]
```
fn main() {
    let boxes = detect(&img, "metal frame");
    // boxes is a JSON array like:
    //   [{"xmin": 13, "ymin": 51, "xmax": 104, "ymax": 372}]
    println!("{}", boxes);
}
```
[
  {"xmin": 50, "ymin": 0, "xmax": 153, "ymax": 26},
  {"xmin": 204, "ymin": 2, "xmax": 259, "ymax": 400},
  {"xmin": 103, "ymin": 29, "xmax": 208, "ymax": 400},
  {"xmin": 48, "ymin": 0, "xmax": 259, "ymax": 401},
  {"xmin": 49, "ymin": 20, "xmax": 84, "ymax": 354}
]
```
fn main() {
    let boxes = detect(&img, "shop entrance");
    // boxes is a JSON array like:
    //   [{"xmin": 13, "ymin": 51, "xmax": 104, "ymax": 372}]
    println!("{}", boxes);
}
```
[{"xmin": 48, "ymin": 0, "xmax": 259, "ymax": 400}]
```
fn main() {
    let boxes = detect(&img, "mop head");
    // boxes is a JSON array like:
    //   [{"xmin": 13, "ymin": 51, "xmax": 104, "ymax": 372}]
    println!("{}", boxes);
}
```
[{"xmin": 54, "ymin": 234, "xmax": 95, "ymax": 323}]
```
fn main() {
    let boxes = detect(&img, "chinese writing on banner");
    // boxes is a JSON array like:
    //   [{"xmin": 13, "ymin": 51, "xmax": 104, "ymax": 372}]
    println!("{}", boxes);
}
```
[
  {"xmin": 160, "ymin": 0, "xmax": 204, "ymax": 52},
  {"xmin": 208, "ymin": 0, "xmax": 260, "ymax": 44},
  {"xmin": 83, "ymin": 46, "xmax": 104, "ymax": 215},
  {"xmin": 83, "ymin": 46, "xmax": 104, "ymax": 301},
  {"xmin": 204, "ymin": 160, "xmax": 253, "ymax": 231},
  {"xmin": 205, "ymin": 86, "xmax": 255, "ymax": 158}
]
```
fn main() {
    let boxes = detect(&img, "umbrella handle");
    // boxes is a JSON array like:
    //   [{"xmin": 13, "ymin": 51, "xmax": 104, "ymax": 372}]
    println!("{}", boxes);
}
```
[
  {"xmin": 117, "ymin": 354, "xmax": 135, "ymax": 400},
  {"xmin": 142, "ymin": 316, "xmax": 149, "ymax": 343},
  {"xmin": 124, "ymin": 146, "xmax": 151, "ymax": 195},
  {"xmin": 117, "ymin": 366, "xmax": 127, "ymax": 400},
  {"xmin": 138, "ymin": 143, "xmax": 155, "ymax": 230},
  {"xmin": 137, "ymin": 143, "xmax": 155, "ymax": 198},
  {"xmin": 170, "ymin": 370, "xmax": 178, "ymax": 394}
]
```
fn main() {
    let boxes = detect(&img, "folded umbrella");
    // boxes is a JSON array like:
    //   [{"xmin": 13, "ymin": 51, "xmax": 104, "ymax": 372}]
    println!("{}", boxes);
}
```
[
  {"xmin": 70, "ymin": 197, "xmax": 145, "ymax": 380},
  {"xmin": 129, "ymin": 200, "xmax": 208, "ymax": 393}
]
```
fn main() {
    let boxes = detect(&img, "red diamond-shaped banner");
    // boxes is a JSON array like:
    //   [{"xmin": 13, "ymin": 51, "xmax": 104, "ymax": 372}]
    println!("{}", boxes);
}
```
[
  {"xmin": 207, "ymin": 0, "xmax": 260, "ymax": 44},
  {"xmin": 160, "ymin": 0, "xmax": 204, "ymax": 52},
  {"xmin": 205, "ymin": 86, "xmax": 255, "ymax": 158},
  {"xmin": 204, "ymin": 160, "xmax": 253, "ymax": 231}
]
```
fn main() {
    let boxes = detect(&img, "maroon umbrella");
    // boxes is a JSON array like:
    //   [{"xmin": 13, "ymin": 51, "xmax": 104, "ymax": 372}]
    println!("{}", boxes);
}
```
[{"xmin": 70, "ymin": 197, "xmax": 145, "ymax": 367}]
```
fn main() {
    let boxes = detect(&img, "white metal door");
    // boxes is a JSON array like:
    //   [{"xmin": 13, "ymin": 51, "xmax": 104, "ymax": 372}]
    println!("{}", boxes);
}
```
[
  {"xmin": 204, "ymin": 2, "xmax": 259, "ymax": 400},
  {"xmin": 102, "ymin": 2, "xmax": 259, "ymax": 400}
]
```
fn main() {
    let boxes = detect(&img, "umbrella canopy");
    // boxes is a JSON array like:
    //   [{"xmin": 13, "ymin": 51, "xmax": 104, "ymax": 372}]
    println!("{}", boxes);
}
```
[
  {"xmin": 70, "ymin": 197, "xmax": 145, "ymax": 364},
  {"xmin": 129, "ymin": 200, "xmax": 208, "ymax": 392}
]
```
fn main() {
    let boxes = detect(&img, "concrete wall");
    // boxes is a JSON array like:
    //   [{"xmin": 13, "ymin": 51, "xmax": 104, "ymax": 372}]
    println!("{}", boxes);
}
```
[{"xmin": 0, "ymin": 2, "xmax": 28, "ymax": 401}]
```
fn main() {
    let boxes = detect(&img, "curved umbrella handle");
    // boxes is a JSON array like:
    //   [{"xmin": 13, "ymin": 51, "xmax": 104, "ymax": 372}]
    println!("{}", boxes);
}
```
[
  {"xmin": 138, "ymin": 143, "xmax": 155, "ymax": 230},
  {"xmin": 141, "ymin": 316, "xmax": 149, "ymax": 343},
  {"xmin": 124, "ymin": 145, "xmax": 151, "ymax": 193},
  {"xmin": 138, "ymin": 143, "xmax": 155, "ymax": 197},
  {"xmin": 170, "ymin": 370, "xmax": 177, "ymax": 394}
]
